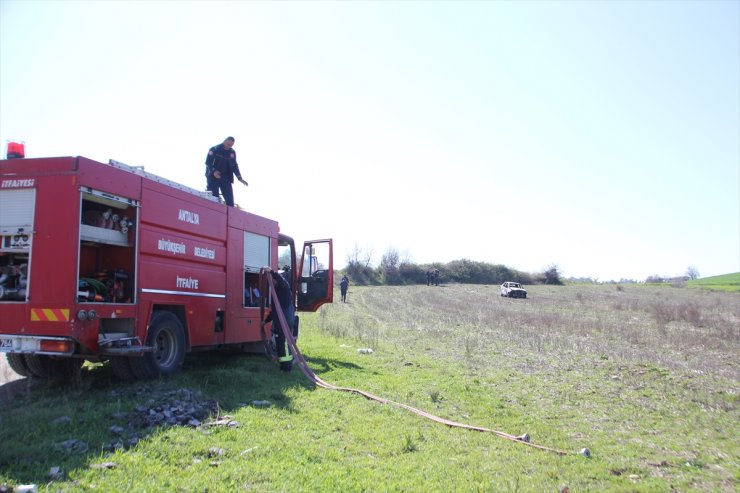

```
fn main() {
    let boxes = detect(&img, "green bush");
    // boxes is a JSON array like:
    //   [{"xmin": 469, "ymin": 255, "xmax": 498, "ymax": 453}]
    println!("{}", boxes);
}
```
[{"xmin": 340, "ymin": 258, "xmax": 545, "ymax": 286}]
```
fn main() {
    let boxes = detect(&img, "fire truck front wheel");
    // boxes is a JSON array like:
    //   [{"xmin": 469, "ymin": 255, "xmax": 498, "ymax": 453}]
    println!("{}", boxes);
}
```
[{"xmin": 130, "ymin": 311, "xmax": 186, "ymax": 379}]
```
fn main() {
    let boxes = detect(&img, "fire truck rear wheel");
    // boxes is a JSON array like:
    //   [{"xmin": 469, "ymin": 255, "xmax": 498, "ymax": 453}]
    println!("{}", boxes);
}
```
[
  {"xmin": 23, "ymin": 355, "xmax": 83, "ymax": 380},
  {"xmin": 130, "ymin": 311, "xmax": 186, "ymax": 379},
  {"xmin": 23, "ymin": 354, "xmax": 53, "ymax": 378},
  {"xmin": 6, "ymin": 353, "xmax": 33, "ymax": 377}
]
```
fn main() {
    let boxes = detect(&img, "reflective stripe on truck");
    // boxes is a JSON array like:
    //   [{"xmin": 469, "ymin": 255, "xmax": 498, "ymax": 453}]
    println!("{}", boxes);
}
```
[{"xmin": 30, "ymin": 308, "xmax": 70, "ymax": 322}]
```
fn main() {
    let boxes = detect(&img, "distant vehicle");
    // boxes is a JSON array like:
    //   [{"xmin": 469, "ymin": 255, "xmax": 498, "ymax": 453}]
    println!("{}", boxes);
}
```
[{"xmin": 500, "ymin": 282, "xmax": 527, "ymax": 298}]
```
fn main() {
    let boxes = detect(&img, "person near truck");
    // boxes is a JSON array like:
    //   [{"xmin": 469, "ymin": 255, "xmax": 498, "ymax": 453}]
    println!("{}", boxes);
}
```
[
  {"xmin": 340, "ymin": 275, "xmax": 349, "ymax": 303},
  {"xmin": 266, "ymin": 270, "xmax": 295, "ymax": 372},
  {"xmin": 205, "ymin": 136, "xmax": 248, "ymax": 207}
]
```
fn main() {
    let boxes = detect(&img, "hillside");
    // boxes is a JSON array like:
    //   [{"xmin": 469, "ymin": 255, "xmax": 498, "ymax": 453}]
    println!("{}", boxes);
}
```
[{"xmin": 688, "ymin": 272, "xmax": 740, "ymax": 292}]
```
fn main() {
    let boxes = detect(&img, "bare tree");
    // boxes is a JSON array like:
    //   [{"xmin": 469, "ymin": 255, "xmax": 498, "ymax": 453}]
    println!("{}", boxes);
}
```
[
  {"xmin": 543, "ymin": 264, "xmax": 563, "ymax": 285},
  {"xmin": 345, "ymin": 243, "xmax": 376, "ymax": 283},
  {"xmin": 380, "ymin": 247, "xmax": 401, "ymax": 284},
  {"xmin": 346, "ymin": 243, "xmax": 374, "ymax": 268},
  {"xmin": 380, "ymin": 247, "xmax": 400, "ymax": 270},
  {"xmin": 686, "ymin": 266, "xmax": 700, "ymax": 280}
]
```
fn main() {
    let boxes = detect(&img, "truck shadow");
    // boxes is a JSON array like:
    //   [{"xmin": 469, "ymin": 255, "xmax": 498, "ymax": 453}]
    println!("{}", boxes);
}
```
[
  {"xmin": 0, "ymin": 351, "xmax": 361, "ymax": 487},
  {"xmin": 0, "ymin": 376, "xmax": 47, "ymax": 410}
]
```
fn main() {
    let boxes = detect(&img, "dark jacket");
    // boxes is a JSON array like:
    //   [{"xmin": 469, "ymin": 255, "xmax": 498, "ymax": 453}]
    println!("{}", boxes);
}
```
[
  {"xmin": 272, "ymin": 272, "xmax": 292, "ymax": 314},
  {"xmin": 265, "ymin": 272, "xmax": 293, "ymax": 325},
  {"xmin": 205, "ymin": 144, "xmax": 243, "ymax": 183}
]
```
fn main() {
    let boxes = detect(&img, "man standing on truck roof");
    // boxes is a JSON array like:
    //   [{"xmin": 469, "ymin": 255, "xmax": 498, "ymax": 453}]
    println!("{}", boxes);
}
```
[{"xmin": 205, "ymin": 136, "xmax": 248, "ymax": 207}]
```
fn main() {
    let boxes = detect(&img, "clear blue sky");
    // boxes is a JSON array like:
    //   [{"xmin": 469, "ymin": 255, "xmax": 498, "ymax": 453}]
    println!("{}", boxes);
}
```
[{"xmin": 1, "ymin": 0, "xmax": 738, "ymax": 281}]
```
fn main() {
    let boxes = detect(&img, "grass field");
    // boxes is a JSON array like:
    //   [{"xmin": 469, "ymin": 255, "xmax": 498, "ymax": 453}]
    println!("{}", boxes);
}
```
[
  {"xmin": 0, "ymin": 283, "xmax": 738, "ymax": 492},
  {"xmin": 687, "ymin": 272, "xmax": 740, "ymax": 292}
]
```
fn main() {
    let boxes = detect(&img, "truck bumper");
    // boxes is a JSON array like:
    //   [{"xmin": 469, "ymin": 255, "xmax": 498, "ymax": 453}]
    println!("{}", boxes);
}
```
[{"xmin": 0, "ymin": 334, "xmax": 75, "ymax": 355}]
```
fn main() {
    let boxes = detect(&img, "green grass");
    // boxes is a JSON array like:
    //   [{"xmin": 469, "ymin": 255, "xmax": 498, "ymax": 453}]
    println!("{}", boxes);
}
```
[
  {"xmin": 687, "ymin": 272, "xmax": 740, "ymax": 292},
  {"xmin": 1, "ymin": 283, "xmax": 738, "ymax": 491}
]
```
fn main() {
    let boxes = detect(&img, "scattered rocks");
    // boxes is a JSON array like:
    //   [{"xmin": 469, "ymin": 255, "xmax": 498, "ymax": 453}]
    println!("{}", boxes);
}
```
[
  {"xmin": 208, "ymin": 447, "xmax": 225, "ymax": 457},
  {"xmin": 44, "ymin": 386, "xmax": 243, "ymax": 457},
  {"xmin": 54, "ymin": 438, "xmax": 88, "ymax": 454},
  {"xmin": 250, "ymin": 400, "xmax": 271, "ymax": 407},
  {"xmin": 108, "ymin": 425, "xmax": 125, "ymax": 435},
  {"xmin": 100, "ymin": 387, "xmax": 220, "ymax": 451},
  {"xmin": 126, "ymin": 388, "xmax": 218, "ymax": 429},
  {"xmin": 205, "ymin": 416, "xmax": 238, "ymax": 428},
  {"xmin": 357, "ymin": 348, "xmax": 374, "ymax": 354},
  {"xmin": 52, "ymin": 416, "xmax": 72, "ymax": 425}
]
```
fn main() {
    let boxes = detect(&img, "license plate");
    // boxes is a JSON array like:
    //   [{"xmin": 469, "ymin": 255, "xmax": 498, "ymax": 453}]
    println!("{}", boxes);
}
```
[{"xmin": 0, "ymin": 338, "xmax": 13, "ymax": 351}]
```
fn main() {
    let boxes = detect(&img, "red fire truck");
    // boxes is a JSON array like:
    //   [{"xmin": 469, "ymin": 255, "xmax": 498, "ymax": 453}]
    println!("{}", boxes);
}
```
[{"xmin": 0, "ymin": 155, "xmax": 333, "ymax": 381}]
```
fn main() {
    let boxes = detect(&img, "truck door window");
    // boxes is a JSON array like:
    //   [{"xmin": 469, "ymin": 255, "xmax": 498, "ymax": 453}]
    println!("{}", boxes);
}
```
[
  {"xmin": 243, "ymin": 232, "xmax": 269, "ymax": 308},
  {"xmin": 297, "ymin": 241, "xmax": 332, "ymax": 311}
]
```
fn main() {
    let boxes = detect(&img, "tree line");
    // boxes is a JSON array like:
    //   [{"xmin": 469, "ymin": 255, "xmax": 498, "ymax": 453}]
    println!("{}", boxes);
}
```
[{"xmin": 339, "ymin": 246, "xmax": 562, "ymax": 286}]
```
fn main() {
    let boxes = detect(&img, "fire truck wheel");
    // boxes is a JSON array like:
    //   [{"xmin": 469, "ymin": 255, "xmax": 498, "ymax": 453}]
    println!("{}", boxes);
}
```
[
  {"xmin": 22, "ymin": 355, "xmax": 82, "ymax": 380},
  {"xmin": 109, "ymin": 357, "xmax": 137, "ymax": 381},
  {"xmin": 130, "ymin": 311, "xmax": 186, "ymax": 379},
  {"xmin": 6, "ymin": 353, "xmax": 33, "ymax": 377},
  {"xmin": 23, "ymin": 354, "xmax": 53, "ymax": 378}
]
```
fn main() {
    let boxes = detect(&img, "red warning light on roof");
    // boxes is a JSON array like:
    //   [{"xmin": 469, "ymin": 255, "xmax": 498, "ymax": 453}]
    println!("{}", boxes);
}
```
[{"xmin": 7, "ymin": 140, "xmax": 25, "ymax": 159}]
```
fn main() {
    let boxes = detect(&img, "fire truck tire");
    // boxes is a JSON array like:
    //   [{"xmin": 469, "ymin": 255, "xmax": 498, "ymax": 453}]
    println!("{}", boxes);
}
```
[
  {"xmin": 129, "ymin": 311, "xmax": 186, "ymax": 379},
  {"xmin": 109, "ymin": 357, "xmax": 137, "ymax": 381},
  {"xmin": 6, "ymin": 353, "xmax": 33, "ymax": 377},
  {"xmin": 23, "ymin": 354, "xmax": 53, "ymax": 378},
  {"xmin": 22, "ymin": 355, "xmax": 82, "ymax": 380}
]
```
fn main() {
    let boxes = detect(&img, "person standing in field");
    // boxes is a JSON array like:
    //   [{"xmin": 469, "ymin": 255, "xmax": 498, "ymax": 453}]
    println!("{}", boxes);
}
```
[
  {"xmin": 205, "ymin": 136, "xmax": 248, "ymax": 207},
  {"xmin": 340, "ymin": 275, "xmax": 349, "ymax": 303}
]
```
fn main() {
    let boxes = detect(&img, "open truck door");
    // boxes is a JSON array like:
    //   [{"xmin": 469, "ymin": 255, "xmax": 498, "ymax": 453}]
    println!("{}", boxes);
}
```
[{"xmin": 297, "ymin": 239, "xmax": 333, "ymax": 311}]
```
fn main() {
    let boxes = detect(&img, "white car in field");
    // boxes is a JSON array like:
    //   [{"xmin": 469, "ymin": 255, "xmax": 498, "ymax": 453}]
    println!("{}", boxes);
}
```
[{"xmin": 500, "ymin": 281, "xmax": 527, "ymax": 298}]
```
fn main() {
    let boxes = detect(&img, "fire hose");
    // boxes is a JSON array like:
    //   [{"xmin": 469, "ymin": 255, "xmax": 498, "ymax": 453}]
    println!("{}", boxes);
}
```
[{"xmin": 262, "ymin": 271, "xmax": 584, "ymax": 457}]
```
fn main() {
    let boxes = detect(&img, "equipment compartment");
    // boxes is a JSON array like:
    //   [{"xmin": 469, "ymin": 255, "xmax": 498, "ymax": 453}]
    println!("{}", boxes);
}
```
[
  {"xmin": 80, "ymin": 224, "xmax": 130, "ymax": 247},
  {"xmin": 0, "ymin": 188, "xmax": 34, "ymax": 302},
  {"xmin": 78, "ymin": 191, "xmax": 138, "ymax": 303}
]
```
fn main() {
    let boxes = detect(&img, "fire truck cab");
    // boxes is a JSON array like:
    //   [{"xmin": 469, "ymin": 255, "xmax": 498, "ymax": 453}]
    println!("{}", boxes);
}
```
[{"xmin": 0, "ymin": 156, "xmax": 333, "ymax": 381}]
